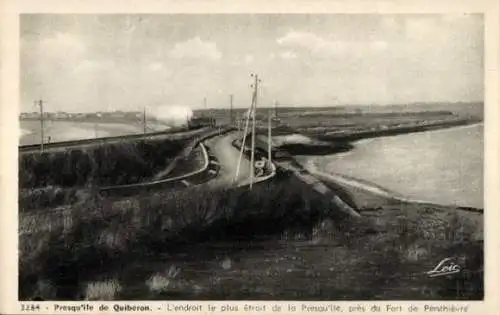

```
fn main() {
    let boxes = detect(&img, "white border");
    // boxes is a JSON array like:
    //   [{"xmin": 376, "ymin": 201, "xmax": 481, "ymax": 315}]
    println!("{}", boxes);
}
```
[{"xmin": 1, "ymin": 0, "xmax": 498, "ymax": 314}]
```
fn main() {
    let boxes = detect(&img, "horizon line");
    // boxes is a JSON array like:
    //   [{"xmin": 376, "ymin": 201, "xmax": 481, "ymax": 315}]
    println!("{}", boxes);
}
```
[{"xmin": 19, "ymin": 100, "xmax": 484, "ymax": 113}]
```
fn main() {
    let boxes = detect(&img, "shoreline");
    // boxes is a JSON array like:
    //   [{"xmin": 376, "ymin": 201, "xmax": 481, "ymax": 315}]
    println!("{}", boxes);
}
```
[
  {"xmin": 19, "ymin": 120, "xmax": 172, "ymax": 146},
  {"xmin": 19, "ymin": 121, "xmax": 145, "ymax": 146},
  {"xmin": 305, "ymin": 159, "xmax": 483, "ymax": 212},
  {"xmin": 295, "ymin": 123, "xmax": 484, "ymax": 212}
]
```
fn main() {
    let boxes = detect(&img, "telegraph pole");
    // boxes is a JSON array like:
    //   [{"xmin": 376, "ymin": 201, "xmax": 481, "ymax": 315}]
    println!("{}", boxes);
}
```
[
  {"xmin": 274, "ymin": 100, "xmax": 279, "ymax": 118},
  {"xmin": 229, "ymin": 94, "xmax": 234, "ymax": 126},
  {"xmin": 143, "ymin": 107, "xmax": 147, "ymax": 134},
  {"xmin": 234, "ymin": 99, "xmax": 252, "ymax": 183},
  {"xmin": 35, "ymin": 100, "xmax": 44, "ymax": 152},
  {"xmin": 203, "ymin": 97, "xmax": 209, "ymax": 125},
  {"xmin": 268, "ymin": 108, "xmax": 272, "ymax": 167},
  {"xmin": 249, "ymin": 73, "xmax": 260, "ymax": 189},
  {"xmin": 237, "ymin": 112, "xmax": 241, "ymax": 135}
]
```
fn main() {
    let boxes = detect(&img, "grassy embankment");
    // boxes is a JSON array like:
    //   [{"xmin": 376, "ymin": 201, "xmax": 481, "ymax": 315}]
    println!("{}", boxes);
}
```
[
  {"xmin": 19, "ymin": 135, "xmax": 205, "ymax": 212},
  {"xmin": 18, "ymin": 169, "xmax": 334, "ymax": 299},
  {"xmin": 19, "ymin": 165, "xmax": 483, "ymax": 301}
]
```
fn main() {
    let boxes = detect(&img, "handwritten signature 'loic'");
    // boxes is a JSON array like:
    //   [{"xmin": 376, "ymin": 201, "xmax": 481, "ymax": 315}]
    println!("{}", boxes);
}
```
[{"xmin": 426, "ymin": 257, "xmax": 461, "ymax": 278}]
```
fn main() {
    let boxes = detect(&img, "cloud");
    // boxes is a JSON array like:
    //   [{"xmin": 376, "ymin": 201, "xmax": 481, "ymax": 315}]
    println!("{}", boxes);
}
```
[
  {"xmin": 38, "ymin": 32, "xmax": 86, "ymax": 59},
  {"xmin": 147, "ymin": 62, "xmax": 164, "ymax": 72},
  {"xmin": 370, "ymin": 40, "xmax": 388, "ymax": 51},
  {"xmin": 280, "ymin": 51, "xmax": 298, "ymax": 60},
  {"xmin": 276, "ymin": 30, "xmax": 390, "ymax": 60},
  {"xmin": 229, "ymin": 54, "xmax": 255, "ymax": 66},
  {"xmin": 169, "ymin": 37, "xmax": 221, "ymax": 60},
  {"xmin": 244, "ymin": 54, "xmax": 254, "ymax": 64},
  {"xmin": 73, "ymin": 60, "xmax": 115, "ymax": 74},
  {"xmin": 20, "ymin": 15, "xmax": 483, "ymax": 111},
  {"xmin": 277, "ymin": 31, "xmax": 338, "ymax": 52},
  {"xmin": 276, "ymin": 31, "xmax": 353, "ymax": 58}
]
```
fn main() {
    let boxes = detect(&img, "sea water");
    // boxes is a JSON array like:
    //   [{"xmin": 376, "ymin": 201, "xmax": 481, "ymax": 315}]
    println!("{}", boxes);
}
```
[{"xmin": 310, "ymin": 124, "xmax": 484, "ymax": 209}]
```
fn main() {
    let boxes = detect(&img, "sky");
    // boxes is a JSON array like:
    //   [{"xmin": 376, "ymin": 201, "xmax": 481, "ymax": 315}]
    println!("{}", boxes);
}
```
[{"xmin": 20, "ymin": 14, "xmax": 484, "ymax": 113}]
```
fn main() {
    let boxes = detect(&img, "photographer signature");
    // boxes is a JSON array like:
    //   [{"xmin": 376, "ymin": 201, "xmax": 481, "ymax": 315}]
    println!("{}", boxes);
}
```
[{"xmin": 426, "ymin": 257, "xmax": 461, "ymax": 278}]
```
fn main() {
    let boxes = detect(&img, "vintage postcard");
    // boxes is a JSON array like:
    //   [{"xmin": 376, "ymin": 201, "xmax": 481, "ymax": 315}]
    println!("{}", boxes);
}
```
[{"xmin": 1, "ymin": 0, "xmax": 499, "ymax": 314}]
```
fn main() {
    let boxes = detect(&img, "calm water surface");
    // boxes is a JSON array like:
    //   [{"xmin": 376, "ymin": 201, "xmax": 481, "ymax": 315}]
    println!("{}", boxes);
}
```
[
  {"xmin": 19, "ymin": 121, "xmax": 145, "ymax": 146},
  {"xmin": 309, "ymin": 124, "xmax": 483, "ymax": 209}
]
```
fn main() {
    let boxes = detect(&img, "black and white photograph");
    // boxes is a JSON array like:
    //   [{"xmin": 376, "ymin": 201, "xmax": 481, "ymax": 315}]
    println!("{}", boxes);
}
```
[{"xmin": 17, "ymin": 13, "xmax": 484, "ymax": 301}]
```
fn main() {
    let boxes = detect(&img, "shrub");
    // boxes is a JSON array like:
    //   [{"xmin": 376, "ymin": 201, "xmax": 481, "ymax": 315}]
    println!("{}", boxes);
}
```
[
  {"xmin": 19, "ymin": 138, "xmax": 189, "ymax": 190},
  {"xmin": 18, "ymin": 172, "xmax": 348, "ymax": 300},
  {"xmin": 84, "ymin": 279, "xmax": 122, "ymax": 301}
]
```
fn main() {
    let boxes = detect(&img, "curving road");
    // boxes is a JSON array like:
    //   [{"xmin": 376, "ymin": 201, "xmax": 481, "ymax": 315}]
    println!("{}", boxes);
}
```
[
  {"xmin": 202, "ymin": 131, "xmax": 253, "ymax": 189},
  {"xmin": 201, "ymin": 132, "xmax": 359, "ymax": 217}
]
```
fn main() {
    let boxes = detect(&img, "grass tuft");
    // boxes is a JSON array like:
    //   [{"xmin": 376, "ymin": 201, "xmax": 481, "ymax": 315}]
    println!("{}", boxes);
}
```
[{"xmin": 84, "ymin": 279, "xmax": 122, "ymax": 301}]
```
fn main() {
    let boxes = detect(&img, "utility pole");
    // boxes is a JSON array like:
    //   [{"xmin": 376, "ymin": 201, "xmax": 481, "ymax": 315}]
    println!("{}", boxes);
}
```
[
  {"xmin": 268, "ymin": 108, "xmax": 272, "ymax": 167},
  {"xmin": 143, "ymin": 106, "xmax": 147, "ymax": 134},
  {"xmin": 203, "ymin": 97, "xmax": 210, "ymax": 125},
  {"xmin": 229, "ymin": 94, "xmax": 234, "ymax": 126},
  {"xmin": 35, "ymin": 100, "xmax": 44, "ymax": 152},
  {"xmin": 249, "ymin": 73, "xmax": 260, "ymax": 189},
  {"xmin": 274, "ymin": 100, "xmax": 279, "ymax": 118},
  {"xmin": 234, "ymin": 99, "xmax": 252, "ymax": 183},
  {"xmin": 237, "ymin": 112, "xmax": 241, "ymax": 135}
]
